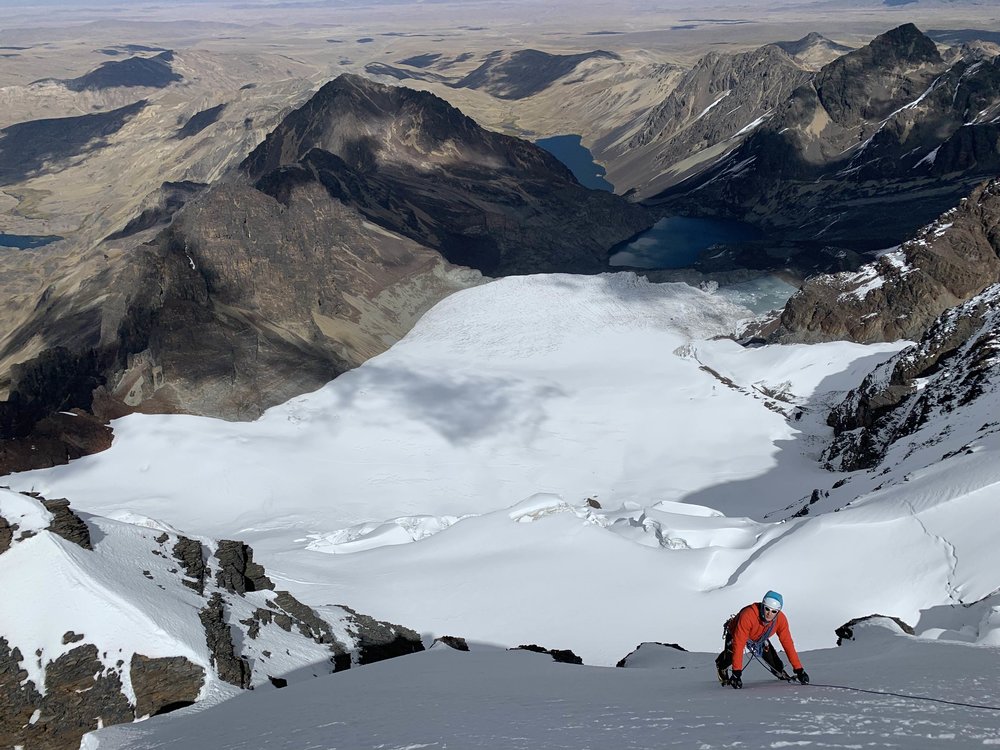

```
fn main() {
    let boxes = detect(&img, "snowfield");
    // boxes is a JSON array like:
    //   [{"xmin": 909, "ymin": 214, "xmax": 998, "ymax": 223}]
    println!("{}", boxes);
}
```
[{"xmin": 7, "ymin": 272, "xmax": 1000, "ymax": 747}]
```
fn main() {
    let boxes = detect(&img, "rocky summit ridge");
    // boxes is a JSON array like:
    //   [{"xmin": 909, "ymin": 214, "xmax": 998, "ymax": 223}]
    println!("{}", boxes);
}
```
[{"xmin": 823, "ymin": 281, "xmax": 1000, "ymax": 472}]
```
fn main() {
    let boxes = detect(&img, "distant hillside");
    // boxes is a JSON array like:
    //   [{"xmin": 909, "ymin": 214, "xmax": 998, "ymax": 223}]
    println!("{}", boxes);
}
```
[
  {"xmin": 452, "ymin": 49, "xmax": 620, "ymax": 100},
  {"xmin": 44, "ymin": 51, "xmax": 182, "ymax": 91}
]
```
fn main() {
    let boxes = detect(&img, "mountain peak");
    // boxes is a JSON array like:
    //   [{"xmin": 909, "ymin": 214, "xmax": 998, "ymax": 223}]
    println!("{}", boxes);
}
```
[{"xmin": 866, "ymin": 23, "xmax": 942, "ymax": 66}]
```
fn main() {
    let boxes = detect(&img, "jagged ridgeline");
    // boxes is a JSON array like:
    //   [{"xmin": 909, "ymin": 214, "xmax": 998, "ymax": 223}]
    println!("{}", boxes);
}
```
[
  {"xmin": 0, "ymin": 73, "xmax": 653, "ymax": 473},
  {"xmin": 0, "ymin": 489, "xmax": 423, "ymax": 750},
  {"xmin": 647, "ymin": 24, "xmax": 1000, "ymax": 252}
]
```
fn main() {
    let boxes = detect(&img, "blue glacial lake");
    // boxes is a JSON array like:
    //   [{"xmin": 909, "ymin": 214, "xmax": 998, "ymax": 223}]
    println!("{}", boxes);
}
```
[
  {"xmin": 535, "ymin": 135, "xmax": 796, "ymax": 313},
  {"xmin": 0, "ymin": 232, "xmax": 62, "ymax": 249},
  {"xmin": 535, "ymin": 134, "xmax": 614, "ymax": 192},
  {"xmin": 609, "ymin": 216, "xmax": 763, "ymax": 270}
]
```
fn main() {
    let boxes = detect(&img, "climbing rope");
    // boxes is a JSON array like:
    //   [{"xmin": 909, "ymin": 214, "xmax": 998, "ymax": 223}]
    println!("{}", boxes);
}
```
[
  {"xmin": 804, "ymin": 682, "xmax": 1000, "ymax": 712},
  {"xmin": 748, "ymin": 649, "xmax": 1000, "ymax": 712}
]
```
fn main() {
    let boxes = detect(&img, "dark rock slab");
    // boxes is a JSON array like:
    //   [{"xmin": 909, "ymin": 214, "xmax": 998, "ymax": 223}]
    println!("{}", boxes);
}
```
[
  {"xmin": 615, "ymin": 641, "xmax": 686, "ymax": 667},
  {"xmin": 835, "ymin": 614, "xmax": 915, "ymax": 645},
  {"xmin": 172, "ymin": 536, "xmax": 207, "ymax": 594},
  {"xmin": 512, "ymin": 643, "xmax": 583, "ymax": 664},
  {"xmin": 40, "ymin": 497, "xmax": 92, "ymax": 549},
  {"xmin": 273, "ymin": 591, "xmax": 346, "ymax": 649},
  {"xmin": 130, "ymin": 653, "xmax": 205, "ymax": 718},
  {"xmin": 0, "ymin": 408, "xmax": 113, "ymax": 476},
  {"xmin": 214, "ymin": 540, "xmax": 274, "ymax": 594},
  {"xmin": 0, "ymin": 514, "xmax": 13, "ymax": 554},
  {"xmin": 341, "ymin": 605, "xmax": 424, "ymax": 666},
  {"xmin": 433, "ymin": 635, "xmax": 469, "ymax": 651},
  {"xmin": 199, "ymin": 593, "xmax": 250, "ymax": 688}
]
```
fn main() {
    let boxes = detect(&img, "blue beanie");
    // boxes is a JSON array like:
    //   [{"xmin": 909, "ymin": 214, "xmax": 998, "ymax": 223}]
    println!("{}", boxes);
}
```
[{"xmin": 762, "ymin": 590, "xmax": 784, "ymax": 610}]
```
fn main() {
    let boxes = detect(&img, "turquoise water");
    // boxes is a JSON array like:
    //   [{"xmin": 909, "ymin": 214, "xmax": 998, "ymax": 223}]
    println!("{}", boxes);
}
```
[
  {"xmin": 535, "ymin": 134, "xmax": 614, "ymax": 192},
  {"xmin": 609, "ymin": 216, "xmax": 763, "ymax": 269},
  {"xmin": 711, "ymin": 276, "xmax": 799, "ymax": 315},
  {"xmin": 0, "ymin": 232, "xmax": 62, "ymax": 249}
]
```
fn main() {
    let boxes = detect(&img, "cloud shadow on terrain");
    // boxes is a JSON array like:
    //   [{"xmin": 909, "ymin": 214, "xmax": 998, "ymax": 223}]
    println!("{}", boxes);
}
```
[
  {"xmin": 0, "ymin": 100, "xmax": 147, "ymax": 185},
  {"xmin": 326, "ymin": 364, "xmax": 568, "ymax": 446}
]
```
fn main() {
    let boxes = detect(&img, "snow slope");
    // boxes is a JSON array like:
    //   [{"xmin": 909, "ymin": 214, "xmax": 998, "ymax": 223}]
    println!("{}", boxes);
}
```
[
  {"xmin": 7, "ymin": 270, "xmax": 1000, "ymax": 746},
  {"xmin": 86, "ymin": 621, "xmax": 1000, "ymax": 750},
  {"xmin": 8, "ymin": 272, "xmax": 942, "ymax": 669}
]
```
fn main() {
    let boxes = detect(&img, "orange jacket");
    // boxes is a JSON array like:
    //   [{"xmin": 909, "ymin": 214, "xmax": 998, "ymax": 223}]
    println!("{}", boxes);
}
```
[{"xmin": 731, "ymin": 603, "xmax": 802, "ymax": 672}]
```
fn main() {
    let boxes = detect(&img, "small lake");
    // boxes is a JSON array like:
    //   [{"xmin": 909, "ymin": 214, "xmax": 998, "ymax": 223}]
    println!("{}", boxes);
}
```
[
  {"xmin": 534, "ymin": 136, "xmax": 796, "ymax": 312},
  {"xmin": 0, "ymin": 232, "xmax": 62, "ymax": 250},
  {"xmin": 535, "ymin": 134, "xmax": 614, "ymax": 192},
  {"xmin": 609, "ymin": 216, "xmax": 763, "ymax": 269}
]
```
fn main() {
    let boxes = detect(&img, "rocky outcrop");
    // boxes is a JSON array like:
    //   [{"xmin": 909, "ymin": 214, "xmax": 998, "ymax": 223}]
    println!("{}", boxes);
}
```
[
  {"xmin": 0, "ymin": 638, "xmax": 38, "ymax": 748},
  {"xmin": 40, "ymin": 497, "xmax": 92, "ymax": 550},
  {"xmin": 615, "ymin": 641, "xmax": 686, "ymax": 668},
  {"xmin": 0, "ymin": 640, "xmax": 134, "ymax": 750},
  {"xmin": 172, "ymin": 536, "xmax": 207, "ymax": 594},
  {"xmin": 341, "ymin": 605, "xmax": 424, "ymax": 665},
  {"xmin": 215, "ymin": 540, "xmax": 274, "ymax": 594},
  {"xmin": 512, "ymin": 644, "xmax": 583, "ymax": 665},
  {"xmin": 835, "ymin": 615, "xmax": 914, "ymax": 645},
  {"xmin": 0, "ymin": 490, "xmax": 430, "ymax": 749},
  {"xmin": 433, "ymin": 635, "xmax": 470, "ymax": 651},
  {"xmin": 824, "ymin": 283, "xmax": 1000, "ymax": 470},
  {"xmin": 772, "ymin": 178, "xmax": 1000, "ymax": 345},
  {"xmin": 104, "ymin": 180, "xmax": 206, "ymax": 241},
  {"xmin": 0, "ymin": 409, "xmax": 114, "ymax": 476},
  {"xmin": 199, "ymin": 593, "xmax": 252, "ymax": 688},
  {"xmin": 130, "ymin": 654, "xmax": 204, "ymax": 718},
  {"xmin": 0, "ymin": 514, "xmax": 12, "ymax": 554},
  {"xmin": 652, "ymin": 25, "xmax": 1000, "ymax": 252}
]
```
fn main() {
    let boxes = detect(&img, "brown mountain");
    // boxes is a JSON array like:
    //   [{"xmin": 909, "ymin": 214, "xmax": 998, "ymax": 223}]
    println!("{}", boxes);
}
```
[
  {"xmin": 242, "ymin": 73, "xmax": 651, "ymax": 275},
  {"xmin": 0, "ymin": 74, "xmax": 652, "ymax": 473},
  {"xmin": 771, "ymin": 177, "xmax": 1000, "ymax": 345}
]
